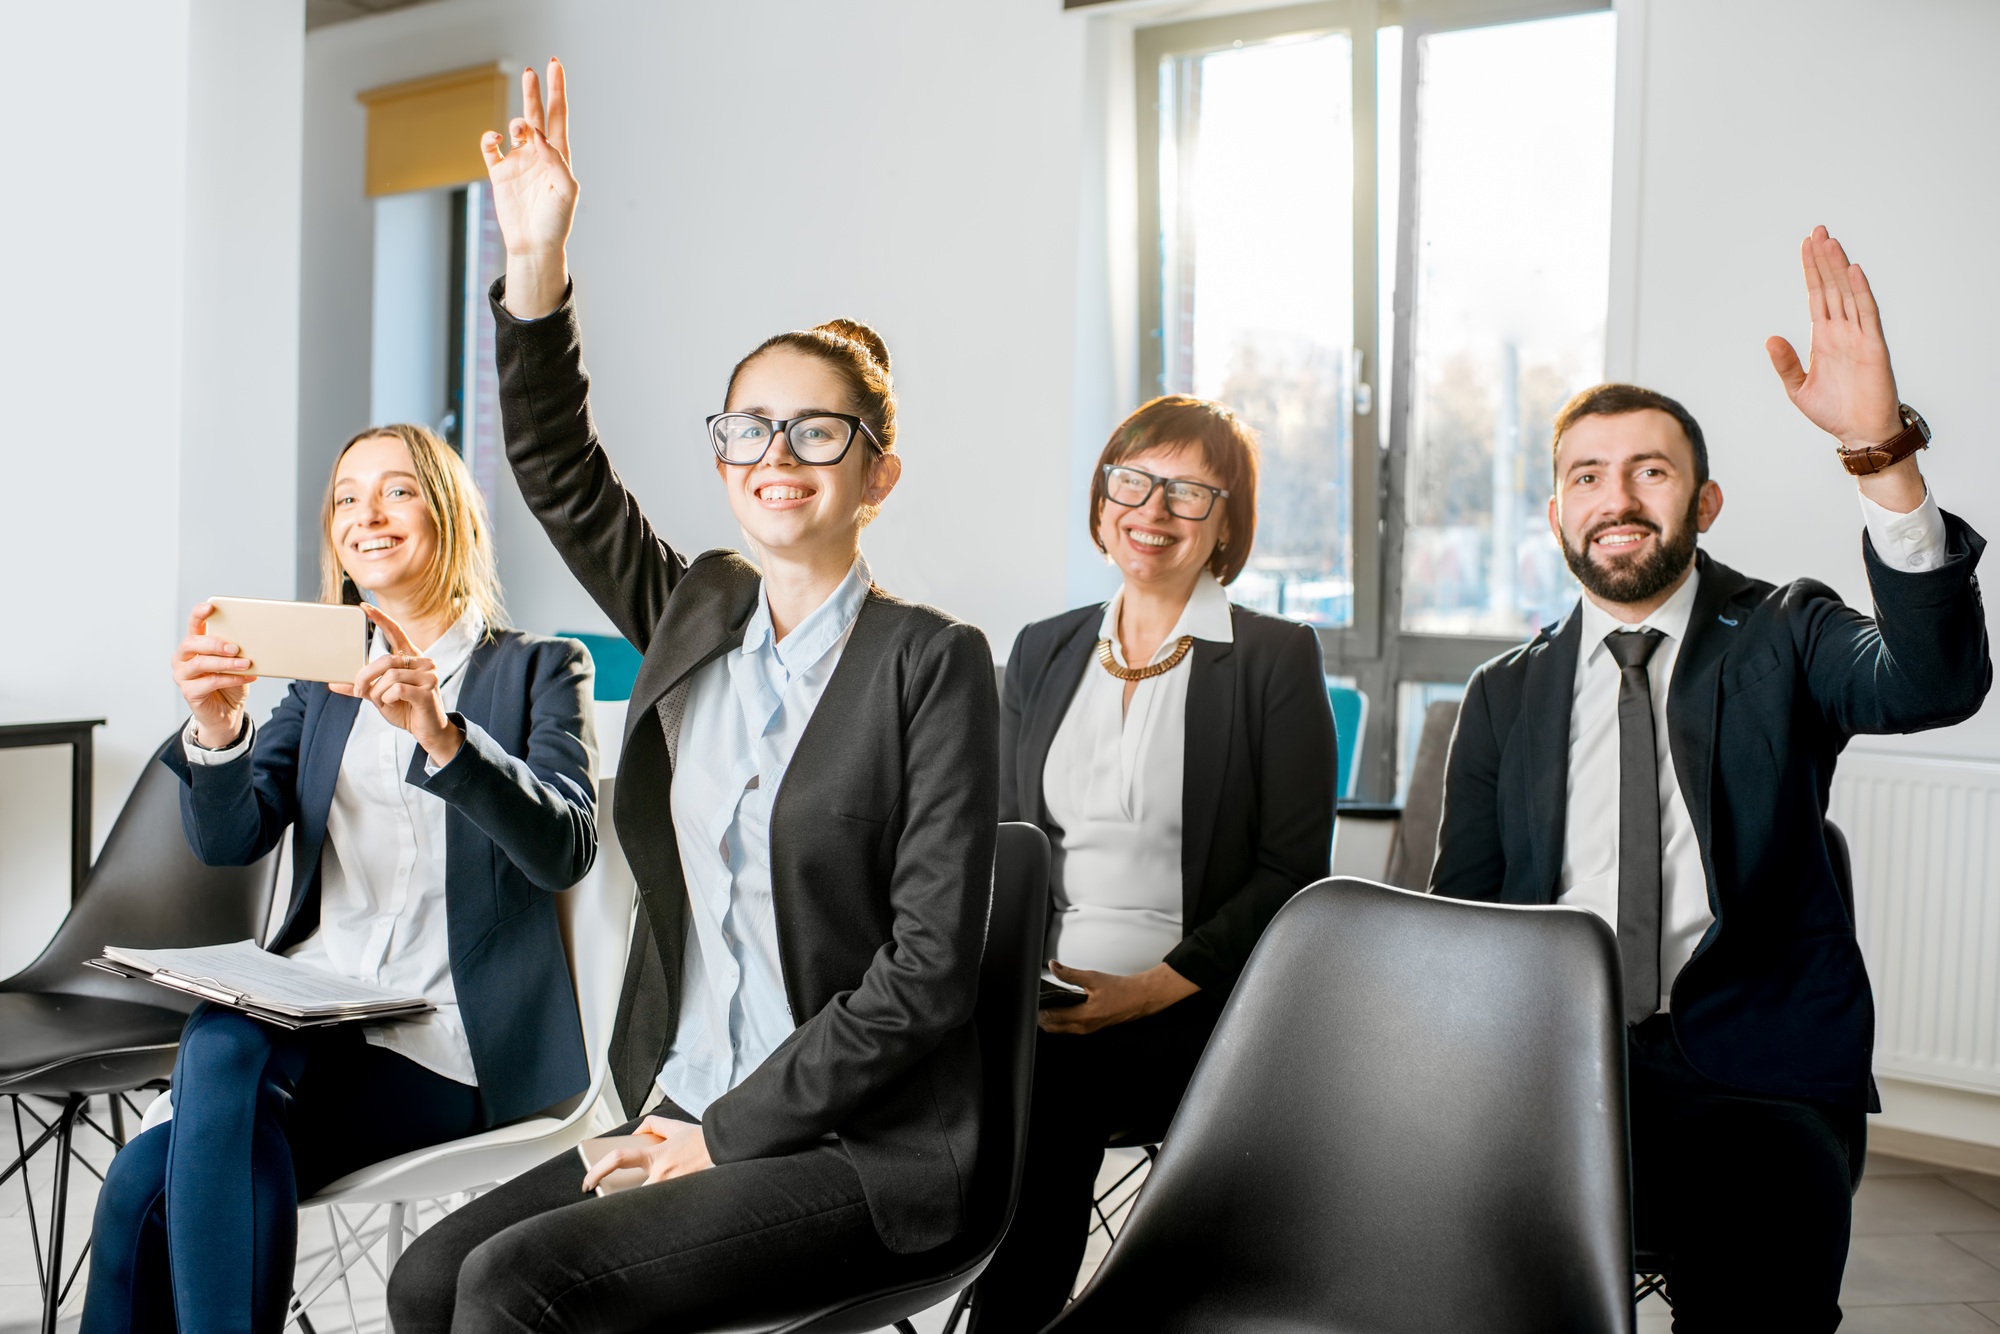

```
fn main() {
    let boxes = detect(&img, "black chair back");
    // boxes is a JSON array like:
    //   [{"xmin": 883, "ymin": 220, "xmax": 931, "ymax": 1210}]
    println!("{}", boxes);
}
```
[
  {"xmin": 1049, "ymin": 876, "xmax": 1633, "ymax": 1334},
  {"xmin": 780, "ymin": 821, "xmax": 1050, "ymax": 1334},
  {"xmin": 4, "ymin": 738, "xmax": 278, "ymax": 1004}
]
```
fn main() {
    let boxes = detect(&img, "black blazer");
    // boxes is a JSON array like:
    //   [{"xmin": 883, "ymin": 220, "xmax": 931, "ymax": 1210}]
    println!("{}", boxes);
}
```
[
  {"xmin": 1432, "ymin": 520, "xmax": 1992, "ymax": 1110},
  {"xmin": 1000, "ymin": 602, "xmax": 1336, "ymax": 992},
  {"xmin": 161, "ymin": 629, "xmax": 599, "ymax": 1128},
  {"xmin": 492, "ymin": 280, "xmax": 999, "ymax": 1255}
]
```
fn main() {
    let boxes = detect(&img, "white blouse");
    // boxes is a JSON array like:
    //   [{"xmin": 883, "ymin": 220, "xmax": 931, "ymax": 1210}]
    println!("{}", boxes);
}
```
[
  {"xmin": 1042, "ymin": 572, "xmax": 1234, "ymax": 976},
  {"xmin": 186, "ymin": 610, "xmax": 485, "ymax": 1084}
]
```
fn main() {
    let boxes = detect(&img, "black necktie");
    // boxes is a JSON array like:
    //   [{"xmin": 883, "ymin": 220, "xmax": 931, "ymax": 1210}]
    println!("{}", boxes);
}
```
[{"xmin": 1606, "ymin": 628, "xmax": 1666, "ymax": 1025}]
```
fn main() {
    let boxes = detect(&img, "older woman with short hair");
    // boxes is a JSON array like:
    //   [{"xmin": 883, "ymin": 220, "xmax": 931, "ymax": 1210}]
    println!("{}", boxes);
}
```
[{"xmin": 979, "ymin": 395, "xmax": 1339, "ymax": 1330}]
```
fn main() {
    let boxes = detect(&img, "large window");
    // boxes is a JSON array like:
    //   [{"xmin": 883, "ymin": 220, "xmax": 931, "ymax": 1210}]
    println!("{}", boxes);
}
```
[{"xmin": 1138, "ymin": 0, "xmax": 1616, "ymax": 796}]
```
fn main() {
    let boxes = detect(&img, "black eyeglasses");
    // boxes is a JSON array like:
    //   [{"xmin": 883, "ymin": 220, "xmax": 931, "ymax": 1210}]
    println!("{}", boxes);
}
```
[
  {"xmin": 706, "ymin": 412, "xmax": 880, "ymax": 466},
  {"xmin": 1101, "ymin": 464, "xmax": 1230, "ymax": 521}
]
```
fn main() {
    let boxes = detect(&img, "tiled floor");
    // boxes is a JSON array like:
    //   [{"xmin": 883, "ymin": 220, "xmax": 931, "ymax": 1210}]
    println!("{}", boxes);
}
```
[{"xmin": 9, "ymin": 1103, "xmax": 2000, "ymax": 1334}]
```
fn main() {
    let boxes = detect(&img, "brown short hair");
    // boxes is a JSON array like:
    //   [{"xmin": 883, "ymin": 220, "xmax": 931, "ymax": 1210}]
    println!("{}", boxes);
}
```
[
  {"xmin": 1552, "ymin": 383, "xmax": 1709, "ymax": 487},
  {"xmin": 318, "ymin": 424, "xmax": 506, "ymax": 630},
  {"xmin": 1089, "ymin": 395, "xmax": 1260, "ymax": 585}
]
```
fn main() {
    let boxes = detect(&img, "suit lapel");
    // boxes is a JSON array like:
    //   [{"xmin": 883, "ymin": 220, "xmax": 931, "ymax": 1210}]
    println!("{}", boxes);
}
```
[
  {"xmin": 1521, "ymin": 606, "xmax": 1582, "ymax": 903},
  {"xmin": 279, "ymin": 687, "xmax": 359, "ymax": 947},
  {"xmin": 1019, "ymin": 616, "xmax": 1098, "ymax": 825},
  {"xmin": 1666, "ymin": 552, "xmax": 1752, "ymax": 919},
  {"xmin": 1180, "ymin": 631, "xmax": 1235, "ymax": 924},
  {"xmin": 626, "ymin": 553, "xmax": 763, "ymax": 730}
]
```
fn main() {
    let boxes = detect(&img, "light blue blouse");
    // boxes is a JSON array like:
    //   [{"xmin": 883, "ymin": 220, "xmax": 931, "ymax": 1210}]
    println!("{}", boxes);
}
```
[{"xmin": 657, "ymin": 556, "xmax": 872, "ymax": 1118}]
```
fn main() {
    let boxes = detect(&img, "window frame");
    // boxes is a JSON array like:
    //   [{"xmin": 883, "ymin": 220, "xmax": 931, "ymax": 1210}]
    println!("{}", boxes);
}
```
[{"xmin": 1134, "ymin": 0, "xmax": 1612, "ymax": 800}]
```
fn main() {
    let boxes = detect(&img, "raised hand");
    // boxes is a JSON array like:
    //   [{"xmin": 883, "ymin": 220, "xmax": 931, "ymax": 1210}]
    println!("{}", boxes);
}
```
[
  {"xmin": 172, "ymin": 603, "xmax": 255, "ymax": 750},
  {"xmin": 481, "ymin": 59, "xmax": 576, "ymax": 320},
  {"xmin": 1766, "ymin": 226, "xmax": 1904, "ymax": 452},
  {"xmin": 329, "ymin": 606, "xmax": 462, "ymax": 767}
]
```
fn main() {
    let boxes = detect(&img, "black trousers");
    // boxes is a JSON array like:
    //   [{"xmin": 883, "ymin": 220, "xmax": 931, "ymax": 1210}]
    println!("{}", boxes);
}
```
[
  {"xmin": 1629, "ymin": 1016, "xmax": 1864, "ymax": 1333},
  {"xmin": 386, "ymin": 1101, "xmax": 935, "ymax": 1334},
  {"xmin": 970, "ymin": 991, "xmax": 1222, "ymax": 1334}
]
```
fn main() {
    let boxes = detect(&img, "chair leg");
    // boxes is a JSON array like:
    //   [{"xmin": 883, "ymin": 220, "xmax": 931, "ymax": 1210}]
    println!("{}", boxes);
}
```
[
  {"xmin": 42, "ymin": 1094, "xmax": 83, "ymax": 1334},
  {"xmin": 940, "ymin": 1284, "xmax": 975, "ymax": 1334},
  {"xmin": 892, "ymin": 1322, "xmax": 918, "ymax": 1334},
  {"xmin": 109, "ymin": 1092, "xmax": 127, "ymax": 1147},
  {"xmin": 385, "ymin": 1201, "xmax": 407, "ymax": 1271}
]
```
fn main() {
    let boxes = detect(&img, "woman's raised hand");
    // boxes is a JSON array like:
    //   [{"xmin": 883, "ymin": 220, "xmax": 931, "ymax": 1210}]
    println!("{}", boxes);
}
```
[
  {"xmin": 173, "ymin": 603, "xmax": 255, "ymax": 750},
  {"xmin": 481, "ymin": 59, "xmax": 577, "ymax": 320},
  {"xmin": 329, "ymin": 606, "xmax": 464, "ymax": 768}
]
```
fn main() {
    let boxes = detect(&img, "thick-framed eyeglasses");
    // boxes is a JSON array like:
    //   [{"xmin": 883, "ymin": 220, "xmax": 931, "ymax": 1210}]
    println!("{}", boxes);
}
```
[
  {"xmin": 706, "ymin": 411, "xmax": 880, "ymax": 466},
  {"xmin": 1101, "ymin": 464, "xmax": 1230, "ymax": 521}
]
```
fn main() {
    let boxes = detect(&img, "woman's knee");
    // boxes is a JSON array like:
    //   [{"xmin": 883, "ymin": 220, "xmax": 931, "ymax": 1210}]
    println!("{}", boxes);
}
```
[{"xmin": 176, "ymin": 1006, "xmax": 277, "ymax": 1084}]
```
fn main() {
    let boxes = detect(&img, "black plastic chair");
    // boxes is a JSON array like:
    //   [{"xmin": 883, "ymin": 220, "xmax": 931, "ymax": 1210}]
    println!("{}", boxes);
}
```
[
  {"xmin": 716, "ymin": 821, "xmax": 1049, "ymax": 1334},
  {"xmin": 1633, "ymin": 816, "xmax": 1859, "ymax": 1311},
  {"xmin": 1047, "ymin": 876, "xmax": 1634, "ymax": 1333},
  {"xmin": 0, "ymin": 738, "xmax": 278, "ymax": 1334}
]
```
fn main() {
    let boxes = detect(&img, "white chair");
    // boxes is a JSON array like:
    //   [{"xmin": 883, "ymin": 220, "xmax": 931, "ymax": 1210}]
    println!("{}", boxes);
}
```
[{"xmin": 138, "ymin": 774, "xmax": 638, "ymax": 1330}]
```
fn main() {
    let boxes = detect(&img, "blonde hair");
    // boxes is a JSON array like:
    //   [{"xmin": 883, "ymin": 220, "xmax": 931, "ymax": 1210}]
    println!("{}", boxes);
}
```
[{"xmin": 317, "ymin": 424, "xmax": 507, "ymax": 630}]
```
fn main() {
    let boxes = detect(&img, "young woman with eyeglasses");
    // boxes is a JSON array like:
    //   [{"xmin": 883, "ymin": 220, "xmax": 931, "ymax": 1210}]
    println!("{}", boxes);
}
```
[
  {"xmin": 386, "ymin": 61, "xmax": 999, "ymax": 1332},
  {"xmin": 975, "ymin": 396, "xmax": 1338, "ymax": 1331}
]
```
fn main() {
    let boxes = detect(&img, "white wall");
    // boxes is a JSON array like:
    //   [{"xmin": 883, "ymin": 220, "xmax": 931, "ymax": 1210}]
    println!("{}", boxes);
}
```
[
  {"xmin": 1617, "ymin": 0, "xmax": 1999, "ymax": 761},
  {"xmin": 0, "ymin": 0, "xmax": 302, "ymax": 978},
  {"xmin": 301, "ymin": 1, "xmax": 1099, "ymax": 651}
]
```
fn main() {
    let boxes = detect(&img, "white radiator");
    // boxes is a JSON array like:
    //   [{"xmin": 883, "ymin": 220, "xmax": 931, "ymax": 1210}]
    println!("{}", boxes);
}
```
[{"xmin": 1831, "ymin": 752, "xmax": 2000, "ymax": 1096}]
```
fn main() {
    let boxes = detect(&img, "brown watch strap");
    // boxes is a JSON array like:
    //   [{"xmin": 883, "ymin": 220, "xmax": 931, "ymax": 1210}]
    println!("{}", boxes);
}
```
[{"xmin": 1839, "ymin": 414, "xmax": 1930, "ymax": 477}]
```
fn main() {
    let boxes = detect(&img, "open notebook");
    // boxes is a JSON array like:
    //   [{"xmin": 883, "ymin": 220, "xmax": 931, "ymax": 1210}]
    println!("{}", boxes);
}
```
[{"xmin": 86, "ymin": 939, "xmax": 432, "ymax": 1029}]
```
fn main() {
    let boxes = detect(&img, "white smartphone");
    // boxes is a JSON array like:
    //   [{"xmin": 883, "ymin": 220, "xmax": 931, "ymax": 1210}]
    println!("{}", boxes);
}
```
[
  {"xmin": 204, "ymin": 597, "xmax": 367, "ymax": 684},
  {"xmin": 577, "ymin": 1135, "xmax": 655, "ymax": 1197}
]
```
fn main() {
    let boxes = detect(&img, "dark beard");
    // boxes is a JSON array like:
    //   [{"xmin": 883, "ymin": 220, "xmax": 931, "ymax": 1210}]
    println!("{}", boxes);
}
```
[{"xmin": 1561, "ymin": 491, "xmax": 1700, "ymax": 605}]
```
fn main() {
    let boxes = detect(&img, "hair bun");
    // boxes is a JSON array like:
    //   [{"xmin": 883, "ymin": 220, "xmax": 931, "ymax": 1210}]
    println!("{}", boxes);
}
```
[{"xmin": 814, "ymin": 318, "xmax": 891, "ymax": 375}]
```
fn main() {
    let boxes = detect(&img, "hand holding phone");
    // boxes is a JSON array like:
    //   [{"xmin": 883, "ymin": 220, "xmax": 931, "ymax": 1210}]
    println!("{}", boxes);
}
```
[{"xmin": 172, "ymin": 603, "xmax": 259, "ymax": 749}]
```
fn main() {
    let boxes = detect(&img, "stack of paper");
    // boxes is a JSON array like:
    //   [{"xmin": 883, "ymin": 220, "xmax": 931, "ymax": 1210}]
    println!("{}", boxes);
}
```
[{"xmin": 88, "ymin": 939, "xmax": 432, "ymax": 1029}]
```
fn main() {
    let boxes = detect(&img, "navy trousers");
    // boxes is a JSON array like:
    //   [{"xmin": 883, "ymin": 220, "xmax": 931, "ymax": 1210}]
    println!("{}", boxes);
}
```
[{"xmin": 81, "ymin": 1004, "xmax": 482, "ymax": 1334}]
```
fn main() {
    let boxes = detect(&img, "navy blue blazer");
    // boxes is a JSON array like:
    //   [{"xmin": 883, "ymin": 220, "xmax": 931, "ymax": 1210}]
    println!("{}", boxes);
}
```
[
  {"xmin": 1432, "ymin": 518, "xmax": 1991, "ymax": 1111},
  {"xmin": 160, "ymin": 628, "xmax": 599, "ymax": 1127}
]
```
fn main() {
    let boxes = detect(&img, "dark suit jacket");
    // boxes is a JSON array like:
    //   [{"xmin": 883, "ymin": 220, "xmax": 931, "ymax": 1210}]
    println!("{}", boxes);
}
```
[
  {"xmin": 1432, "ymin": 521, "xmax": 1992, "ymax": 1110},
  {"xmin": 1000, "ymin": 602, "xmax": 1336, "ymax": 993},
  {"xmin": 492, "ymin": 279, "xmax": 999, "ymax": 1255},
  {"xmin": 161, "ymin": 629, "xmax": 598, "ymax": 1127}
]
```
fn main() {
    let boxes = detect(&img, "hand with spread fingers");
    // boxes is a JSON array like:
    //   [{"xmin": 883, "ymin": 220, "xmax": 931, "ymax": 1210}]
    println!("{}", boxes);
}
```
[
  {"xmin": 481, "ymin": 58, "xmax": 577, "ymax": 321},
  {"xmin": 1766, "ymin": 225, "xmax": 1926, "ymax": 511},
  {"xmin": 172, "ymin": 602, "xmax": 257, "ymax": 749},
  {"xmin": 1037, "ymin": 959, "xmax": 1199, "ymax": 1037},
  {"xmin": 579, "ymin": 1117, "xmax": 714, "ymax": 1193},
  {"xmin": 329, "ymin": 604, "xmax": 463, "ymax": 767}
]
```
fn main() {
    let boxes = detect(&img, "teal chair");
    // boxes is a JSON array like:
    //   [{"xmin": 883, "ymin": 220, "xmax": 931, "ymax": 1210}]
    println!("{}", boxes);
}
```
[
  {"xmin": 560, "ymin": 631, "xmax": 643, "ymax": 702},
  {"xmin": 1327, "ymin": 683, "xmax": 1367, "ymax": 800}
]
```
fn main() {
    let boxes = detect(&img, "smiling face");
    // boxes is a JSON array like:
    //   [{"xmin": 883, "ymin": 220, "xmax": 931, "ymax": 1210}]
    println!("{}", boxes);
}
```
[
  {"xmin": 718, "ymin": 346, "xmax": 901, "ymax": 565},
  {"xmin": 1550, "ymin": 408, "xmax": 1723, "ymax": 614},
  {"xmin": 1094, "ymin": 443, "xmax": 1230, "ymax": 598},
  {"xmin": 331, "ymin": 433, "xmax": 440, "ymax": 605}
]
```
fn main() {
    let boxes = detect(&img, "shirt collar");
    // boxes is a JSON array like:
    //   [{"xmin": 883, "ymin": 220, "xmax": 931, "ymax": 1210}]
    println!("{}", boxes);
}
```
[
  {"xmin": 1580, "ymin": 565, "xmax": 1701, "ymax": 665},
  {"xmin": 741, "ymin": 554, "xmax": 873, "ymax": 673},
  {"xmin": 1096, "ymin": 570, "xmax": 1236, "ymax": 666},
  {"xmin": 370, "ymin": 605, "xmax": 485, "ymax": 680}
]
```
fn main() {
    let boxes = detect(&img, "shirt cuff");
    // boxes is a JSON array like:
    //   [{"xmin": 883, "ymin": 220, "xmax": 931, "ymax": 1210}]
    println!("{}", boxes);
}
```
[
  {"xmin": 1860, "ymin": 485, "xmax": 1948, "ymax": 574},
  {"xmin": 183, "ymin": 716, "xmax": 253, "ymax": 766}
]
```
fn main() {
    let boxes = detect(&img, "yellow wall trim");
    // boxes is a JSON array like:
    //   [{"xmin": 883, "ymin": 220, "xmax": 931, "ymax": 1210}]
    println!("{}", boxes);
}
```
[{"xmin": 358, "ymin": 63, "xmax": 509, "ymax": 198}]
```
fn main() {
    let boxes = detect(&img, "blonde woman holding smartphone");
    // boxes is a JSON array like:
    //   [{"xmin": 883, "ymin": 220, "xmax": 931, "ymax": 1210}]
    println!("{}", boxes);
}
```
[{"xmin": 83, "ymin": 425, "xmax": 597, "ymax": 1334}]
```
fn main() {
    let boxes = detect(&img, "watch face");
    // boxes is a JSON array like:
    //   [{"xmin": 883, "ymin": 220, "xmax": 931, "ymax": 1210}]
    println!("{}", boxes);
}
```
[{"xmin": 1900, "ymin": 403, "xmax": 1932, "ymax": 441}]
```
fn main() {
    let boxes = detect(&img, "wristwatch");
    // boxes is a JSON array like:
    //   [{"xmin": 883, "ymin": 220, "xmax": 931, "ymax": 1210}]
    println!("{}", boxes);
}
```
[{"xmin": 1837, "ymin": 403, "xmax": 1930, "ymax": 476}]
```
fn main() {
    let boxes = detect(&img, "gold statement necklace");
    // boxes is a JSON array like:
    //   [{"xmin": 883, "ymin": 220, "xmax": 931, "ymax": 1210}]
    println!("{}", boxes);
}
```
[{"xmin": 1096, "ymin": 635, "xmax": 1195, "ymax": 682}]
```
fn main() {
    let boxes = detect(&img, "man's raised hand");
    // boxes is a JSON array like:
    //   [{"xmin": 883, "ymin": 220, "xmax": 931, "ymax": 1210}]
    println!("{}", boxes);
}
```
[
  {"xmin": 481, "ymin": 59, "xmax": 576, "ymax": 319},
  {"xmin": 1765, "ymin": 226, "xmax": 1904, "ymax": 452}
]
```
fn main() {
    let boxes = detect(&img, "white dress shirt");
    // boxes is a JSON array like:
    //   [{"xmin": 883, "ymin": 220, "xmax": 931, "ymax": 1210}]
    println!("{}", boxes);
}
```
[
  {"xmin": 656, "ymin": 556, "xmax": 872, "ymax": 1118},
  {"xmin": 184, "ymin": 609, "xmax": 487, "ymax": 1084},
  {"xmin": 1042, "ymin": 571, "xmax": 1235, "ymax": 976},
  {"xmin": 1560, "ymin": 488, "xmax": 1948, "ymax": 1012}
]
